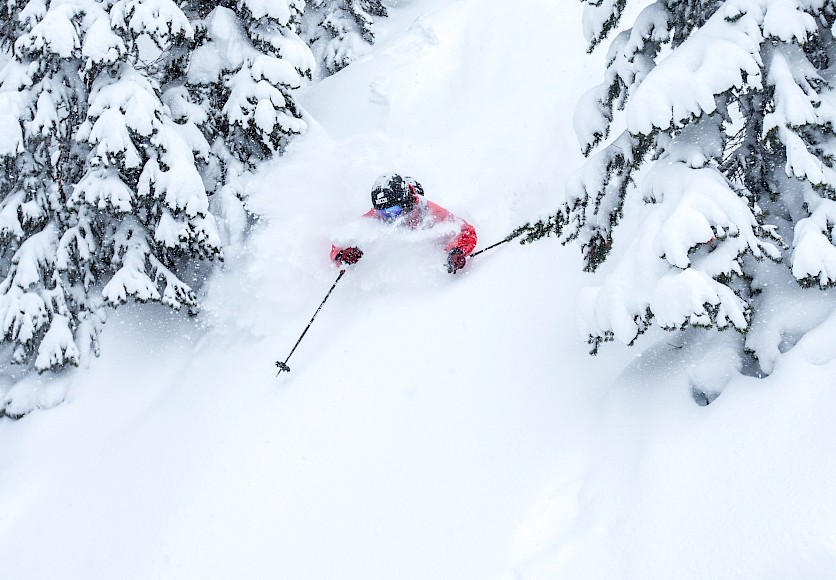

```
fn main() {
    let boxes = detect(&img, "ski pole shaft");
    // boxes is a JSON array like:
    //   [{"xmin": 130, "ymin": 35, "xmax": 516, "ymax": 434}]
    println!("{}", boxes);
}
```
[
  {"xmin": 276, "ymin": 269, "xmax": 346, "ymax": 376},
  {"xmin": 469, "ymin": 230, "xmax": 525, "ymax": 259}
]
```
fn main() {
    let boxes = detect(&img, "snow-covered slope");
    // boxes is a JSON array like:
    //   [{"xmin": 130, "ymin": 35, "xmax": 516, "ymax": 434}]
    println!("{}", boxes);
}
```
[{"xmin": 2, "ymin": 0, "xmax": 836, "ymax": 578}]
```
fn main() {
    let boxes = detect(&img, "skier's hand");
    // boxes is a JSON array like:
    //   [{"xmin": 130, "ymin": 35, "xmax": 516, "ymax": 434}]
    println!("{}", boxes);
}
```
[
  {"xmin": 447, "ymin": 248, "xmax": 466, "ymax": 273},
  {"xmin": 338, "ymin": 246, "xmax": 363, "ymax": 265}
]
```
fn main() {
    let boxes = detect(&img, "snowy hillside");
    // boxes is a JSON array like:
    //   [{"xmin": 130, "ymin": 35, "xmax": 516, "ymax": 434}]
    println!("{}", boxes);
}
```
[{"xmin": 2, "ymin": 0, "xmax": 836, "ymax": 578}]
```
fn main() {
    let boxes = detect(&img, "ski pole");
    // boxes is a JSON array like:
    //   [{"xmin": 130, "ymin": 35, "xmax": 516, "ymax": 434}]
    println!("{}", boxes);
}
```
[
  {"xmin": 469, "ymin": 229, "xmax": 526, "ymax": 259},
  {"xmin": 276, "ymin": 269, "xmax": 346, "ymax": 376}
]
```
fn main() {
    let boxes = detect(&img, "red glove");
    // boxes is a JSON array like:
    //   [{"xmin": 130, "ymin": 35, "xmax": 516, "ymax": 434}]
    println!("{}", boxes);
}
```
[
  {"xmin": 337, "ymin": 246, "xmax": 363, "ymax": 265},
  {"xmin": 447, "ymin": 248, "xmax": 466, "ymax": 273}
]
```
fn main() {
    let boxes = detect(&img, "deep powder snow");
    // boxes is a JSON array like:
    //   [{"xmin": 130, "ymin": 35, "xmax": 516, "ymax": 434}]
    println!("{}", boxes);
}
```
[{"xmin": 1, "ymin": 1, "xmax": 835, "ymax": 579}]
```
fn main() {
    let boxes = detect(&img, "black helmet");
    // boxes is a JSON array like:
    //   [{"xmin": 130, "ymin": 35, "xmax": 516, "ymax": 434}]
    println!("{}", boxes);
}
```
[
  {"xmin": 371, "ymin": 173, "xmax": 415, "ymax": 211},
  {"xmin": 404, "ymin": 176, "xmax": 424, "ymax": 197}
]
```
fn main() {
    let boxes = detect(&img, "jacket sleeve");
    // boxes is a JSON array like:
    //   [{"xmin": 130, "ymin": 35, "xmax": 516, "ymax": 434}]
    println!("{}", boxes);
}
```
[{"xmin": 426, "ymin": 200, "xmax": 478, "ymax": 255}]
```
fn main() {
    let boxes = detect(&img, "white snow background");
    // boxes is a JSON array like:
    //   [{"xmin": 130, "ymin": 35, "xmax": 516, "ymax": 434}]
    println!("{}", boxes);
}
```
[{"xmin": 2, "ymin": 0, "xmax": 836, "ymax": 578}]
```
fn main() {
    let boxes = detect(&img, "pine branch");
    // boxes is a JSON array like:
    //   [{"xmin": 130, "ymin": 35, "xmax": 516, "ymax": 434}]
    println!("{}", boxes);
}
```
[{"xmin": 509, "ymin": 209, "xmax": 568, "ymax": 246}]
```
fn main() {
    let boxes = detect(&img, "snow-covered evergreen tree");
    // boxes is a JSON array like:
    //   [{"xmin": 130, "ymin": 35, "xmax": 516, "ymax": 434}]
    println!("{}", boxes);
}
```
[
  {"xmin": 301, "ymin": 0, "xmax": 387, "ymax": 76},
  {"xmin": 0, "ymin": 0, "xmax": 312, "ymax": 383},
  {"xmin": 528, "ymin": 0, "xmax": 836, "ymax": 381},
  {"xmin": 187, "ymin": 0, "xmax": 314, "ymax": 180}
]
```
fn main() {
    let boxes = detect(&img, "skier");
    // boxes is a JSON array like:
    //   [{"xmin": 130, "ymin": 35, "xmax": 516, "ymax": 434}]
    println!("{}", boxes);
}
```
[{"xmin": 331, "ymin": 174, "xmax": 478, "ymax": 273}]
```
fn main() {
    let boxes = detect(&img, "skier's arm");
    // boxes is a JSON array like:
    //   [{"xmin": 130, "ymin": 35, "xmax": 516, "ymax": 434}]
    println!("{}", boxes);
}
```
[
  {"xmin": 447, "ymin": 221, "xmax": 477, "ymax": 256},
  {"xmin": 425, "ymin": 200, "xmax": 478, "ymax": 255}
]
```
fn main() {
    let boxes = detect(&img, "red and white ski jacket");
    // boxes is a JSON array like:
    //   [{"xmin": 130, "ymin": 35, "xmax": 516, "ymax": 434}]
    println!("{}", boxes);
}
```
[{"xmin": 330, "ymin": 193, "xmax": 477, "ymax": 262}]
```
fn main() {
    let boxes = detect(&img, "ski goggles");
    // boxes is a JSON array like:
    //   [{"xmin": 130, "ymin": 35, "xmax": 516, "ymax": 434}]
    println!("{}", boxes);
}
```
[{"xmin": 375, "ymin": 205, "xmax": 404, "ymax": 219}]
